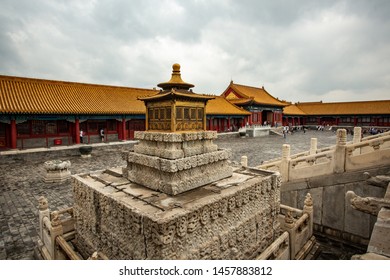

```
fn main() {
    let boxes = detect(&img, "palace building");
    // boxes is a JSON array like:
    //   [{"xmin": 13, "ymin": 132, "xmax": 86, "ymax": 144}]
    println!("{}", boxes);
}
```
[
  {"xmin": 283, "ymin": 101, "xmax": 390, "ymax": 128},
  {"xmin": 0, "ymin": 71, "xmax": 249, "ymax": 150},
  {"xmin": 221, "ymin": 81, "xmax": 286, "ymax": 126},
  {"xmin": 0, "ymin": 66, "xmax": 389, "ymax": 150}
]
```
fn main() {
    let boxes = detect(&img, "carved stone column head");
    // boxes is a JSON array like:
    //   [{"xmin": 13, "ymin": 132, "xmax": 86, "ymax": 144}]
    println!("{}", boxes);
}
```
[
  {"xmin": 284, "ymin": 210, "xmax": 295, "ymax": 228},
  {"xmin": 38, "ymin": 196, "xmax": 48, "ymax": 211},
  {"xmin": 336, "ymin": 129, "xmax": 347, "ymax": 146},
  {"xmin": 282, "ymin": 144, "xmax": 291, "ymax": 159},
  {"xmin": 303, "ymin": 193, "xmax": 313, "ymax": 214},
  {"xmin": 241, "ymin": 156, "xmax": 248, "ymax": 167},
  {"xmin": 353, "ymin": 127, "xmax": 362, "ymax": 143},
  {"xmin": 310, "ymin": 138, "xmax": 317, "ymax": 155},
  {"xmin": 50, "ymin": 211, "xmax": 61, "ymax": 227}
]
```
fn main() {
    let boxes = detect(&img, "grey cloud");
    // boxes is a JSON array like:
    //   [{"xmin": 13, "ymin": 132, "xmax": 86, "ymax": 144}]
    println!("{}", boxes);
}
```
[{"xmin": 0, "ymin": 0, "xmax": 389, "ymax": 102}]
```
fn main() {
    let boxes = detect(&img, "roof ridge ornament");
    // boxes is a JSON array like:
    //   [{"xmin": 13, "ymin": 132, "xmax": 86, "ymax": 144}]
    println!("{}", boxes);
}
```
[{"xmin": 157, "ymin": 63, "xmax": 195, "ymax": 91}]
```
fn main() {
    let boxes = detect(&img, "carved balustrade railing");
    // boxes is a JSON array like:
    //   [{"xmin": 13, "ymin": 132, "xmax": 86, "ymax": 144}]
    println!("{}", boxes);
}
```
[
  {"xmin": 258, "ymin": 129, "xmax": 390, "ymax": 182},
  {"xmin": 258, "ymin": 160, "xmax": 282, "ymax": 172},
  {"xmin": 288, "ymin": 150, "xmax": 334, "ymax": 181},
  {"xmin": 345, "ymin": 135, "xmax": 390, "ymax": 171},
  {"xmin": 38, "ymin": 196, "xmax": 80, "ymax": 260},
  {"xmin": 263, "ymin": 193, "xmax": 315, "ymax": 260},
  {"xmin": 256, "ymin": 231, "xmax": 290, "ymax": 260},
  {"xmin": 362, "ymin": 130, "xmax": 390, "ymax": 142},
  {"xmin": 278, "ymin": 193, "xmax": 314, "ymax": 259},
  {"xmin": 347, "ymin": 134, "xmax": 390, "ymax": 154}
]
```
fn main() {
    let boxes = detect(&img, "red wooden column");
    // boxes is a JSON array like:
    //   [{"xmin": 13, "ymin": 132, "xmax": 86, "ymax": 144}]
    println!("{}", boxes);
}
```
[
  {"xmin": 272, "ymin": 112, "xmax": 275, "ymax": 126},
  {"xmin": 209, "ymin": 118, "xmax": 213, "ymax": 130},
  {"xmin": 75, "ymin": 119, "xmax": 80, "ymax": 144},
  {"xmin": 10, "ymin": 120, "xmax": 17, "ymax": 149},
  {"xmin": 122, "ymin": 118, "xmax": 127, "ymax": 141}
]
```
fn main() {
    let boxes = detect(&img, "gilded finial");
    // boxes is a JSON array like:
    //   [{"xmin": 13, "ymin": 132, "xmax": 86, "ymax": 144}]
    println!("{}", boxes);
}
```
[{"xmin": 157, "ymin": 63, "xmax": 194, "ymax": 91}]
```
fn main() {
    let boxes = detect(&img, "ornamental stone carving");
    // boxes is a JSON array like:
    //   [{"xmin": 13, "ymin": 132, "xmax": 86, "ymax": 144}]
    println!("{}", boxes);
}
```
[
  {"xmin": 38, "ymin": 196, "xmax": 48, "ymax": 211},
  {"xmin": 43, "ymin": 160, "xmax": 71, "ymax": 183}
]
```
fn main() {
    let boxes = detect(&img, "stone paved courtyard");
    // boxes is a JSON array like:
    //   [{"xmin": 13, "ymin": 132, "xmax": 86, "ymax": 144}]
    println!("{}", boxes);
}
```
[{"xmin": 0, "ymin": 129, "xmax": 352, "ymax": 260}]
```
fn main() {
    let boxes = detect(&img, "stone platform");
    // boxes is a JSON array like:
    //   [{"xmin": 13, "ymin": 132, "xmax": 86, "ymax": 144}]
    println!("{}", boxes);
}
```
[
  {"xmin": 246, "ymin": 126, "xmax": 271, "ymax": 137},
  {"xmin": 72, "ymin": 166, "xmax": 281, "ymax": 260}
]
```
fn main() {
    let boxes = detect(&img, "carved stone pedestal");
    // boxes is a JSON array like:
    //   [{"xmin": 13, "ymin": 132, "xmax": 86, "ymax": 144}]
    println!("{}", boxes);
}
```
[
  {"xmin": 44, "ymin": 160, "xmax": 71, "ymax": 183},
  {"xmin": 72, "ymin": 166, "xmax": 281, "ymax": 260},
  {"xmin": 123, "ymin": 131, "xmax": 233, "ymax": 195}
]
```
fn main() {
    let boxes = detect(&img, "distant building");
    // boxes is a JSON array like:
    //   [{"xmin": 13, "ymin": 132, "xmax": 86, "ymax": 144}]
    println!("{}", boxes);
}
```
[
  {"xmin": 0, "ymin": 75, "xmax": 249, "ymax": 150},
  {"xmin": 283, "ymin": 101, "xmax": 390, "ymax": 128},
  {"xmin": 1, "ymin": 74, "xmax": 389, "ymax": 150},
  {"xmin": 221, "ymin": 81, "xmax": 285, "ymax": 126}
]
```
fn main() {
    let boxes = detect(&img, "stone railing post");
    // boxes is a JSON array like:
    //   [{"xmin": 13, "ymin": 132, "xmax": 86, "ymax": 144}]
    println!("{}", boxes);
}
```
[
  {"xmin": 284, "ymin": 210, "xmax": 296, "ymax": 258},
  {"xmin": 334, "ymin": 129, "xmax": 347, "ymax": 173},
  {"xmin": 38, "ymin": 196, "xmax": 50, "ymax": 241},
  {"xmin": 352, "ymin": 127, "xmax": 363, "ymax": 156},
  {"xmin": 281, "ymin": 144, "xmax": 290, "ymax": 182},
  {"xmin": 241, "ymin": 156, "xmax": 248, "ymax": 167},
  {"xmin": 353, "ymin": 127, "xmax": 362, "ymax": 143},
  {"xmin": 303, "ymin": 193, "xmax": 314, "ymax": 237},
  {"xmin": 50, "ymin": 211, "xmax": 64, "ymax": 260},
  {"xmin": 310, "ymin": 138, "xmax": 317, "ymax": 155}
]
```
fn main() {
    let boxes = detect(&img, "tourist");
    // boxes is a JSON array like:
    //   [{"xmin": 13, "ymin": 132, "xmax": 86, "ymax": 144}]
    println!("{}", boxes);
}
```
[
  {"xmin": 80, "ymin": 129, "xmax": 84, "ymax": 143},
  {"xmin": 283, "ymin": 126, "xmax": 288, "ymax": 138},
  {"xmin": 100, "ymin": 128, "xmax": 105, "ymax": 142}
]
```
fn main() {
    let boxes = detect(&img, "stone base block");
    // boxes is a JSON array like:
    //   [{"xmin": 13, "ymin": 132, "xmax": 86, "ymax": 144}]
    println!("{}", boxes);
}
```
[
  {"xmin": 125, "ymin": 160, "xmax": 233, "ymax": 195},
  {"xmin": 246, "ymin": 127, "xmax": 271, "ymax": 137},
  {"xmin": 44, "ymin": 170, "xmax": 71, "ymax": 183},
  {"xmin": 72, "ymin": 167, "xmax": 281, "ymax": 260},
  {"xmin": 133, "ymin": 131, "xmax": 218, "ymax": 159},
  {"xmin": 43, "ymin": 160, "xmax": 71, "ymax": 183},
  {"xmin": 124, "ymin": 149, "xmax": 233, "ymax": 195}
]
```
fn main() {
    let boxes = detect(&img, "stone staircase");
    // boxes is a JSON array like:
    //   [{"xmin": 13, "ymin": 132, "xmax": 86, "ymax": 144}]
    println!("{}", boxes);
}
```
[{"xmin": 270, "ymin": 127, "xmax": 283, "ymax": 136}]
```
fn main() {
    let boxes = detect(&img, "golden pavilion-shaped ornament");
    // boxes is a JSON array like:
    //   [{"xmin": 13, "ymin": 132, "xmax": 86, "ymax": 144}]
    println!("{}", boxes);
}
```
[{"xmin": 139, "ymin": 63, "xmax": 214, "ymax": 132}]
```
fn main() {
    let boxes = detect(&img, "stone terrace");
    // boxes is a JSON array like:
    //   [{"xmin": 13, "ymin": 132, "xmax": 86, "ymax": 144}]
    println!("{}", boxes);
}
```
[{"xmin": 0, "ymin": 129, "xmax": 351, "ymax": 259}]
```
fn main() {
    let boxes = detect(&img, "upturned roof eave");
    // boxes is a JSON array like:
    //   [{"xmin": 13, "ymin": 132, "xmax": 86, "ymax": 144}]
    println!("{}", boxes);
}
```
[{"xmin": 138, "ymin": 90, "xmax": 215, "ymax": 102}]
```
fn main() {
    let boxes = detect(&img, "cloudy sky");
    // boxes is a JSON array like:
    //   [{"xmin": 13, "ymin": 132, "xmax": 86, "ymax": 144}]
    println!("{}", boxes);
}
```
[{"xmin": 1, "ymin": 0, "xmax": 389, "ymax": 103}]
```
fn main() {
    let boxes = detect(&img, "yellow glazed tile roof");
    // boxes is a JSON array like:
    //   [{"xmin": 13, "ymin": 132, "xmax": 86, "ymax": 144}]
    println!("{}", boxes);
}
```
[
  {"xmin": 222, "ymin": 82, "xmax": 286, "ymax": 107},
  {"xmin": 283, "ymin": 104, "xmax": 307, "ymax": 115},
  {"xmin": 0, "ymin": 75, "xmax": 158, "ymax": 115},
  {"xmin": 0, "ymin": 75, "xmax": 250, "ymax": 116},
  {"xmin": 139, "ymin": 89, "xmax": 215, "ymax": 102},
  {"xmin": 296, "ymin": 101, "xmax": 390, "ymax": 115},
  {"xmin": 206, "ymin": 96, "xmax": 251, "ymax": 115}
]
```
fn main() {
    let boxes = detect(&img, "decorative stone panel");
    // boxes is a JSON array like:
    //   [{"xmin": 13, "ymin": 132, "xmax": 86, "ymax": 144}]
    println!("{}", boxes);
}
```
[
  {"xmin": 127, "ymin": 131, "xmax": 231, "ymax": 195},
  {"xmin": 44, "ymin": 160, "xmax": 71, "ymax": 183}
]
